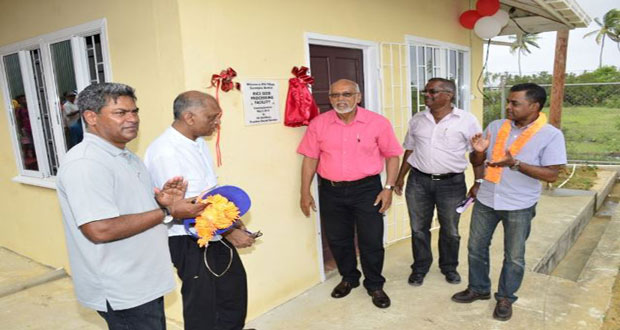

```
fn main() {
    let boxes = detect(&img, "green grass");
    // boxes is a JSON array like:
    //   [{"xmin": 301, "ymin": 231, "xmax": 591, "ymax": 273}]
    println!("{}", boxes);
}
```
[
  {"xmin": 541, "ymin": 107, "xmax": 620, "ymax": 162},
  {"xmin": 550, "ymin": 165, "xmax": 598, "ymax": 190}
]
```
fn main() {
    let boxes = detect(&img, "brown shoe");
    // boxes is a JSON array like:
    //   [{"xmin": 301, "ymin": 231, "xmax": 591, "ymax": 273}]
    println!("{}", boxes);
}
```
[
  {"xmin": 493, "ymin": 298, "xmax": 513, "ymax": 321},
  {"xmin": 367, "ymin": 289, "xmax": 391, "ymax": 308},
  {"xmin": 331, "ymin": 281, "xmax": 359, "ymax": 298},
  {"xmin": 451, "ymin": 288, "xmax": 491, "ymax": 303}
]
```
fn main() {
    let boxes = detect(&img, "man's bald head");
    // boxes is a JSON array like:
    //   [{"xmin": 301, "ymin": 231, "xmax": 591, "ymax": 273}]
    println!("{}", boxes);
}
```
[
  {"xmin": 330, "ymin": 79, "xmax": 361, "ymax": 94},
  {"xmin": 173, "ymin": 91, "xmax": 217, "ymax": 120}
]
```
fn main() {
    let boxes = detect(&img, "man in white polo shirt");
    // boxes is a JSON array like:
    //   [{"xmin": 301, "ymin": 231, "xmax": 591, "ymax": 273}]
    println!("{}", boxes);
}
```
[
  {"xmin": 145, "ymin": 91, "xmax": 255, "ymax": 330},
  {"xmin": 394, "ymin": 78, "xmax": 482, "ymax": 287},
  {"xmin": 56, "ymin": 83, "xmax": 206, "ymax": 330}
]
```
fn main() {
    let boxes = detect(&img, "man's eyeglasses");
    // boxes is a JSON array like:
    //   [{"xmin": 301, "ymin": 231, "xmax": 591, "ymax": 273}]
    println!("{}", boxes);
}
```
[
  {"xmin": 421, "ymin": 89, "xmax": 451, "ymax": 95},
  {"xmin": 328, "ymin": 92, "xmax": 358, "ymax": 98}
]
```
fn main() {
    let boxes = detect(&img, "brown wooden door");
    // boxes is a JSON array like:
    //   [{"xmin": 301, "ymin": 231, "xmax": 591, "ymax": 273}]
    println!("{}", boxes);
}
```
[
  {"xmin": 309, "ymin": 44, "xmax": 365, "ymax": 275},
  {"xmin": 309, "ymin": 45, "xmax": 364, "ymax": 113}
]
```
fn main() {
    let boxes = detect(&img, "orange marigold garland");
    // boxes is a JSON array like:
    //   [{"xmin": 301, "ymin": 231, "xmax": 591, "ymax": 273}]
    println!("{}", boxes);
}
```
[{"xmin": 194, "ymin": 194, "xmax": 241, "ymax": 247}]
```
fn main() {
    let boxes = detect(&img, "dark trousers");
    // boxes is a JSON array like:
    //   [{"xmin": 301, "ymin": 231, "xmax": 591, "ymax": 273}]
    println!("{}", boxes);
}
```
[
  {"xmin": 169, "ymin": 236, "xmax": 247, "ymax": 330},
  {"xmin": 318, "ymin": 175, "xmax": 385, "ymax": 290},
  {"xmin": 405, "ymin": 170, "xmax": 466, "ymax": 275},
  {"xmin": 98, "ymin": 297, "xmax": 166, "ymax": 330}
]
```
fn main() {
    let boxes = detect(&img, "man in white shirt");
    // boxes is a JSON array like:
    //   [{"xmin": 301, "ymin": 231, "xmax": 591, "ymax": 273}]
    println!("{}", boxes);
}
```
[
  {"xmin": 394, "ymin": 78, "xmax": 482, "ymax": 287},
  {"xmin": 62, "ymin": 90, "xmax": 83, "ymax": 148},
  {"xmin": 145, "ymin": 91, "xmax": 255, "ymax": 330},
  {"xmin": 57, "ymin": 82, "xmax": 206, "ymax": 330}
]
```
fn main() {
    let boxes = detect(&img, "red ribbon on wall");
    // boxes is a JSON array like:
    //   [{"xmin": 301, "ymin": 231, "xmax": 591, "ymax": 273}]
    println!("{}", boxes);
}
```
[
  {"xmin": 209, "ymin": 67, "xmax": 241, "ymax": 166},
  {"xmin": 284, "ymin": 66, "xmax": 319, "ymax": 127}
]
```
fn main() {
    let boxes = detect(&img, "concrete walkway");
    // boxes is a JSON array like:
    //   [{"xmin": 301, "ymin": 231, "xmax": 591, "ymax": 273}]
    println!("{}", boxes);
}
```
[
  {"xmin": 0, "ymin": 171, "xmax": 618, "ymax": 329},
  {"xmin": 246, "ymin": 171, "xmax": 620, "ymax": 330}
]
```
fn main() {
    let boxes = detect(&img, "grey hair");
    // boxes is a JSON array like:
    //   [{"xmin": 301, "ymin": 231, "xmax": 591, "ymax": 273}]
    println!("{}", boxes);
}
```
[
  {"xmin": 77, "ymin": 82, "xmax": 137, "ymax": 114},
  {"xmin": 172, "ymin": 92, "xmax": 210, "ymax": 119},
  {"xmin": 428, "ymin": 78, "xmax": 456, "ymax": 94}
]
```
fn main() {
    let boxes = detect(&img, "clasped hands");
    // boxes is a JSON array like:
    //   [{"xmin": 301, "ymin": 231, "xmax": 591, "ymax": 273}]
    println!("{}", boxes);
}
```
[
  {"xmin": 471, "ymin": 132, "xmax": 518, "ymax": 168},
  {"xmin": 154, "ymin": 176, "xmax": 206, "ymax": 219}
]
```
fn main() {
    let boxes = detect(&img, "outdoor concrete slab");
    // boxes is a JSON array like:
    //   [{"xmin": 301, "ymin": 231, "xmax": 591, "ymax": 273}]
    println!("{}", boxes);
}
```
[
  {"xmin": 246, "ymin": 184, "xmax": 614, "ymax": 329},
  {"xmin": 0, "ymin": 247, "xmax": 58, "ymax": 295},
  {"xmin": 0, "ymin": 175, "xmax": 617, "ymax": 329}
]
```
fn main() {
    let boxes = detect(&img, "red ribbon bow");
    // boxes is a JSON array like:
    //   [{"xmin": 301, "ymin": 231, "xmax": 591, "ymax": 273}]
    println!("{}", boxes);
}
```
[
  {"xmin": 209, "ymin": 67, "xmax": 241, "ymax": 167},
  {"xmin": 210, "ymin": 67, "xmax": 241, "ymax": 100},
  {"xmin": 291, "ymin": 66, "xmax": 315, "ymax": 85}
]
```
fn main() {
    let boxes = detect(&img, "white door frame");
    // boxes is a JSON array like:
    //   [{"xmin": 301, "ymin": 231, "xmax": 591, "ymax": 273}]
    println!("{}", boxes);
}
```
[{"xmin": 303, "ymin": 32, "xmax": 381, "ymax": 281}]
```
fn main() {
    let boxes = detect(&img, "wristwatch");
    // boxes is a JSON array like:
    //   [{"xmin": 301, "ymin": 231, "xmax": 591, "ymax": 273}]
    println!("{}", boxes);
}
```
[
  {"xmin": 475, "ymin": 179, "xmax": 484, "ymax": 184},
  {"xmin": 510, "ymin": 159, "xmax": 521, "ymax": 171},
  {"xmin": 384, "ymin": 185, "xmax": 394, "ymax": 190},
  {"xmin": 160, "ymin": 207, "xmax": 174, "ymax": 224}
]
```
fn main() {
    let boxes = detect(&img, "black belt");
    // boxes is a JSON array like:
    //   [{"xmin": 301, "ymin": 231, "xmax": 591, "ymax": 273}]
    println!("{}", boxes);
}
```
[
  {"xmin": 412, "ymin": 167, "xmax": 462, "ymax": 181},
  {"xmin": 319, "ymin": 174, "xmax": 379, "ymax": 187}
]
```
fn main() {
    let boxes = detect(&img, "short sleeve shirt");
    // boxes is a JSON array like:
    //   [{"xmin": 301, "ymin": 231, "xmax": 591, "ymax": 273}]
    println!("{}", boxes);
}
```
[
  {"xmin": 56, "ymin": 133, "xmax": 175, "ymax": 311},
  {"xmin": 144, "ymin": 127, "xmax": 218, "ymax": 237},
  {"xmin": 403, "ymin": 107, "xmax": 482, "ymax": 174},
  {"xmin": 476, "ymin": 120, "xmax": 567, "ymax": 210},
  {"xmin": 297, "ymin": 107, "xmax": 403, "ymax": 181}
]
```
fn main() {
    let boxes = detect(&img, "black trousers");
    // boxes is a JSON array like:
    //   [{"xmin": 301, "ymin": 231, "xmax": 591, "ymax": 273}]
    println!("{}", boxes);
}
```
[
  {"xmin": 169, "ymin": 236, "xmax": 247, "ymax": 330},
  {"xmin": 98, "ymin": 297, "xmax": 166, "ymax": 330},
  {"xmin": 318, "ymin": 175, "xmax": 385, "ymax": 291},
  {"xmin": 405, "ymin": 170, "xmax": 466, "ymax": 275}
]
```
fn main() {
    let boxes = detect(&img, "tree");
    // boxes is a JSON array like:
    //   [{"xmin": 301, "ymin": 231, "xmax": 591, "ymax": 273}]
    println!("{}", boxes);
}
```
[
  {"xmin": 583, "ymin": 9, "xmax": 620, "ymax": 68},
  {"xmin": 508, "ymin": 33, "xmax": 541, "ymax": 75}
]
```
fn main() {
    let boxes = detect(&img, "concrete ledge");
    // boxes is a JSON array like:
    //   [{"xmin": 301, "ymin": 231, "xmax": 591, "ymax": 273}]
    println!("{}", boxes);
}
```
[
  {"xmin": 532, "ymin": 171, "xmax": 618, "ymax": 275},
  {"xmin": 531, "ymin": 193, "xmax": 595, "ymax": 274},
  {"xmin": 591, "ymin": 170, "xmax": 618, "ymax": 211}
]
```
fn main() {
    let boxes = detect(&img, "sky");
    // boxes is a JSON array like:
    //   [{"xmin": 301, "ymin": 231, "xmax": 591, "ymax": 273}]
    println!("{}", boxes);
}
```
[{"xmin": 485, "ymin": 0, "xmax": 620, "ymax": 75}]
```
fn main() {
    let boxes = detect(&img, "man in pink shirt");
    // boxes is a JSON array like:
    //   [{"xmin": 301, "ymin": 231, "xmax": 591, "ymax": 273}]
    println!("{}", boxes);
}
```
[
  {"xmin": 297, "ymin": 79, "xmax": 403, "ymax": 309},
  {"xmin": 395, "ymin": 78, "xmax": 482, "ymax": 287}
]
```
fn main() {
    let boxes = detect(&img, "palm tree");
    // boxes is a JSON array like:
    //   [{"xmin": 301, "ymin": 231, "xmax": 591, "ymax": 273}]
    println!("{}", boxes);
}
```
[
  {"xmin": 583, "ymin": 9, "xmax": 620, "ymax": 68},
  {"xmin": 508, "ymin": 33, "xmax": 540, "ymax": 76}
]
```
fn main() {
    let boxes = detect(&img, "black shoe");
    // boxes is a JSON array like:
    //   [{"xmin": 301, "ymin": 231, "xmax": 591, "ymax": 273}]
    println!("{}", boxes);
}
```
[
  {"xmin": 493, "ymin": 298, "xmax": 513, "ymax": 321},
  {"xmin": 408, "ymin": 273, "xmax": 425, "ymax": 286},
  {"xmin": 444, "ymin": 271, "xmax": 461, "ymax": 284},
  {"xmin": 367, "ymin": 289, "xmax": 391, "ymax": 308},
  {"xmin": 331, "ymin": 281, "xmax": 359, "ymax": 298},
  {"xmin": 451, "ymin": 288, "xmax": 491, "ymax": 303}
]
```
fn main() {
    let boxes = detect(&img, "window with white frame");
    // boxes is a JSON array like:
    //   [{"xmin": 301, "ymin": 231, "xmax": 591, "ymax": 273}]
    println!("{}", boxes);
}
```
[
  {"xmin": 0, "ymin": 20, "xmax": 110, "ymax": 186},
  {"xmin": 408, "ymin": 38, "xmax": 470, "ymax": 113}
]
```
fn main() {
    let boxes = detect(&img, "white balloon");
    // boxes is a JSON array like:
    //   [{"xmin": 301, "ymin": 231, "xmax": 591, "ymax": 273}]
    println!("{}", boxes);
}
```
[
  {"xmin": 491, "ymin": 9, "xmax": 510, "ymax": 27},
  {"xmin": 474, "ymin": 16, "xmax": 502, "ymax": 39}
]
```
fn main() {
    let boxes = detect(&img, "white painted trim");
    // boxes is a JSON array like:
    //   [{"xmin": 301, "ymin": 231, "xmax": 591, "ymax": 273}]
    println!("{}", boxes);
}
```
[
  {"xmin": 405, "ymin": 35, "xmax": 470, "ymax": 52},
  {"xmin": 12, "ymin": 175, "xmax": 56, "ymax": 189},
  {"xmin": 0, "ymin": 56, "xmax": 28, "ymax": 176},
  {"xmin": 304, "ymin": 32, "xmax": 381, "ymax": 114},
  {"xmin": 0, "ymin": 18, "xmax": 111, "ymax": 187},
  {"xmin": 405, "ymin": 35, "xmax": 472, "ymax": 113},
  {"xmin": 303, "ymin": 32, "xmax": 381, "ymax": 282},
  {"xmin": 19, "ymin": 50, "xmax": 49, "ymax": 178}
]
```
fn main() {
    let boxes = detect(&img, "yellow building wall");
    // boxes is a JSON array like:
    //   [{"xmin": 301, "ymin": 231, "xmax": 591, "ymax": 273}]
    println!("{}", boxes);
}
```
[
  {"xmin": 0, "ymin": 0, "xmax": 187, "ymax": 313},
  {"xmin": 0, "ymin": 0, "xmax": 484, "ymax": 324},
  {"xmin": 175, "ymin": 0, "xmax": 484, "ymax": 321}
]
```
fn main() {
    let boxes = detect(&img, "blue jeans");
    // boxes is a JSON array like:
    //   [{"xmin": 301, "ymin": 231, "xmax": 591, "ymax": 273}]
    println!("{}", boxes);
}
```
[
  {"xmin": 467, "ymin": 201, "xmax": 536, "ymax": 303},
  {"xmin": 97, "ymin": 297, "xmax": 166, "ymax": 330},
  {"xmin": 405, "ymin": 170, "xmax": 466, "ymax": 274}
]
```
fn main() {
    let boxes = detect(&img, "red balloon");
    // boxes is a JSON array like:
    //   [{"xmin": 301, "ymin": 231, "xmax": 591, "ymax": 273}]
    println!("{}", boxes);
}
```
[
  {"xmin": 459, "ymin": 10, "xmax": 482, "ymax": 30},
  {"xmin": 476, "ymin": 0, "xmax": 500, "ymax": 17}
]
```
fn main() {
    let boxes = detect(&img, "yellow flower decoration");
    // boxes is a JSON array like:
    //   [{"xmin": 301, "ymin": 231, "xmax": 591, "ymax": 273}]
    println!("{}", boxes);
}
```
[{"xmin": 194, "ymin": 194, "xmax": 240, "ymax": 247}]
